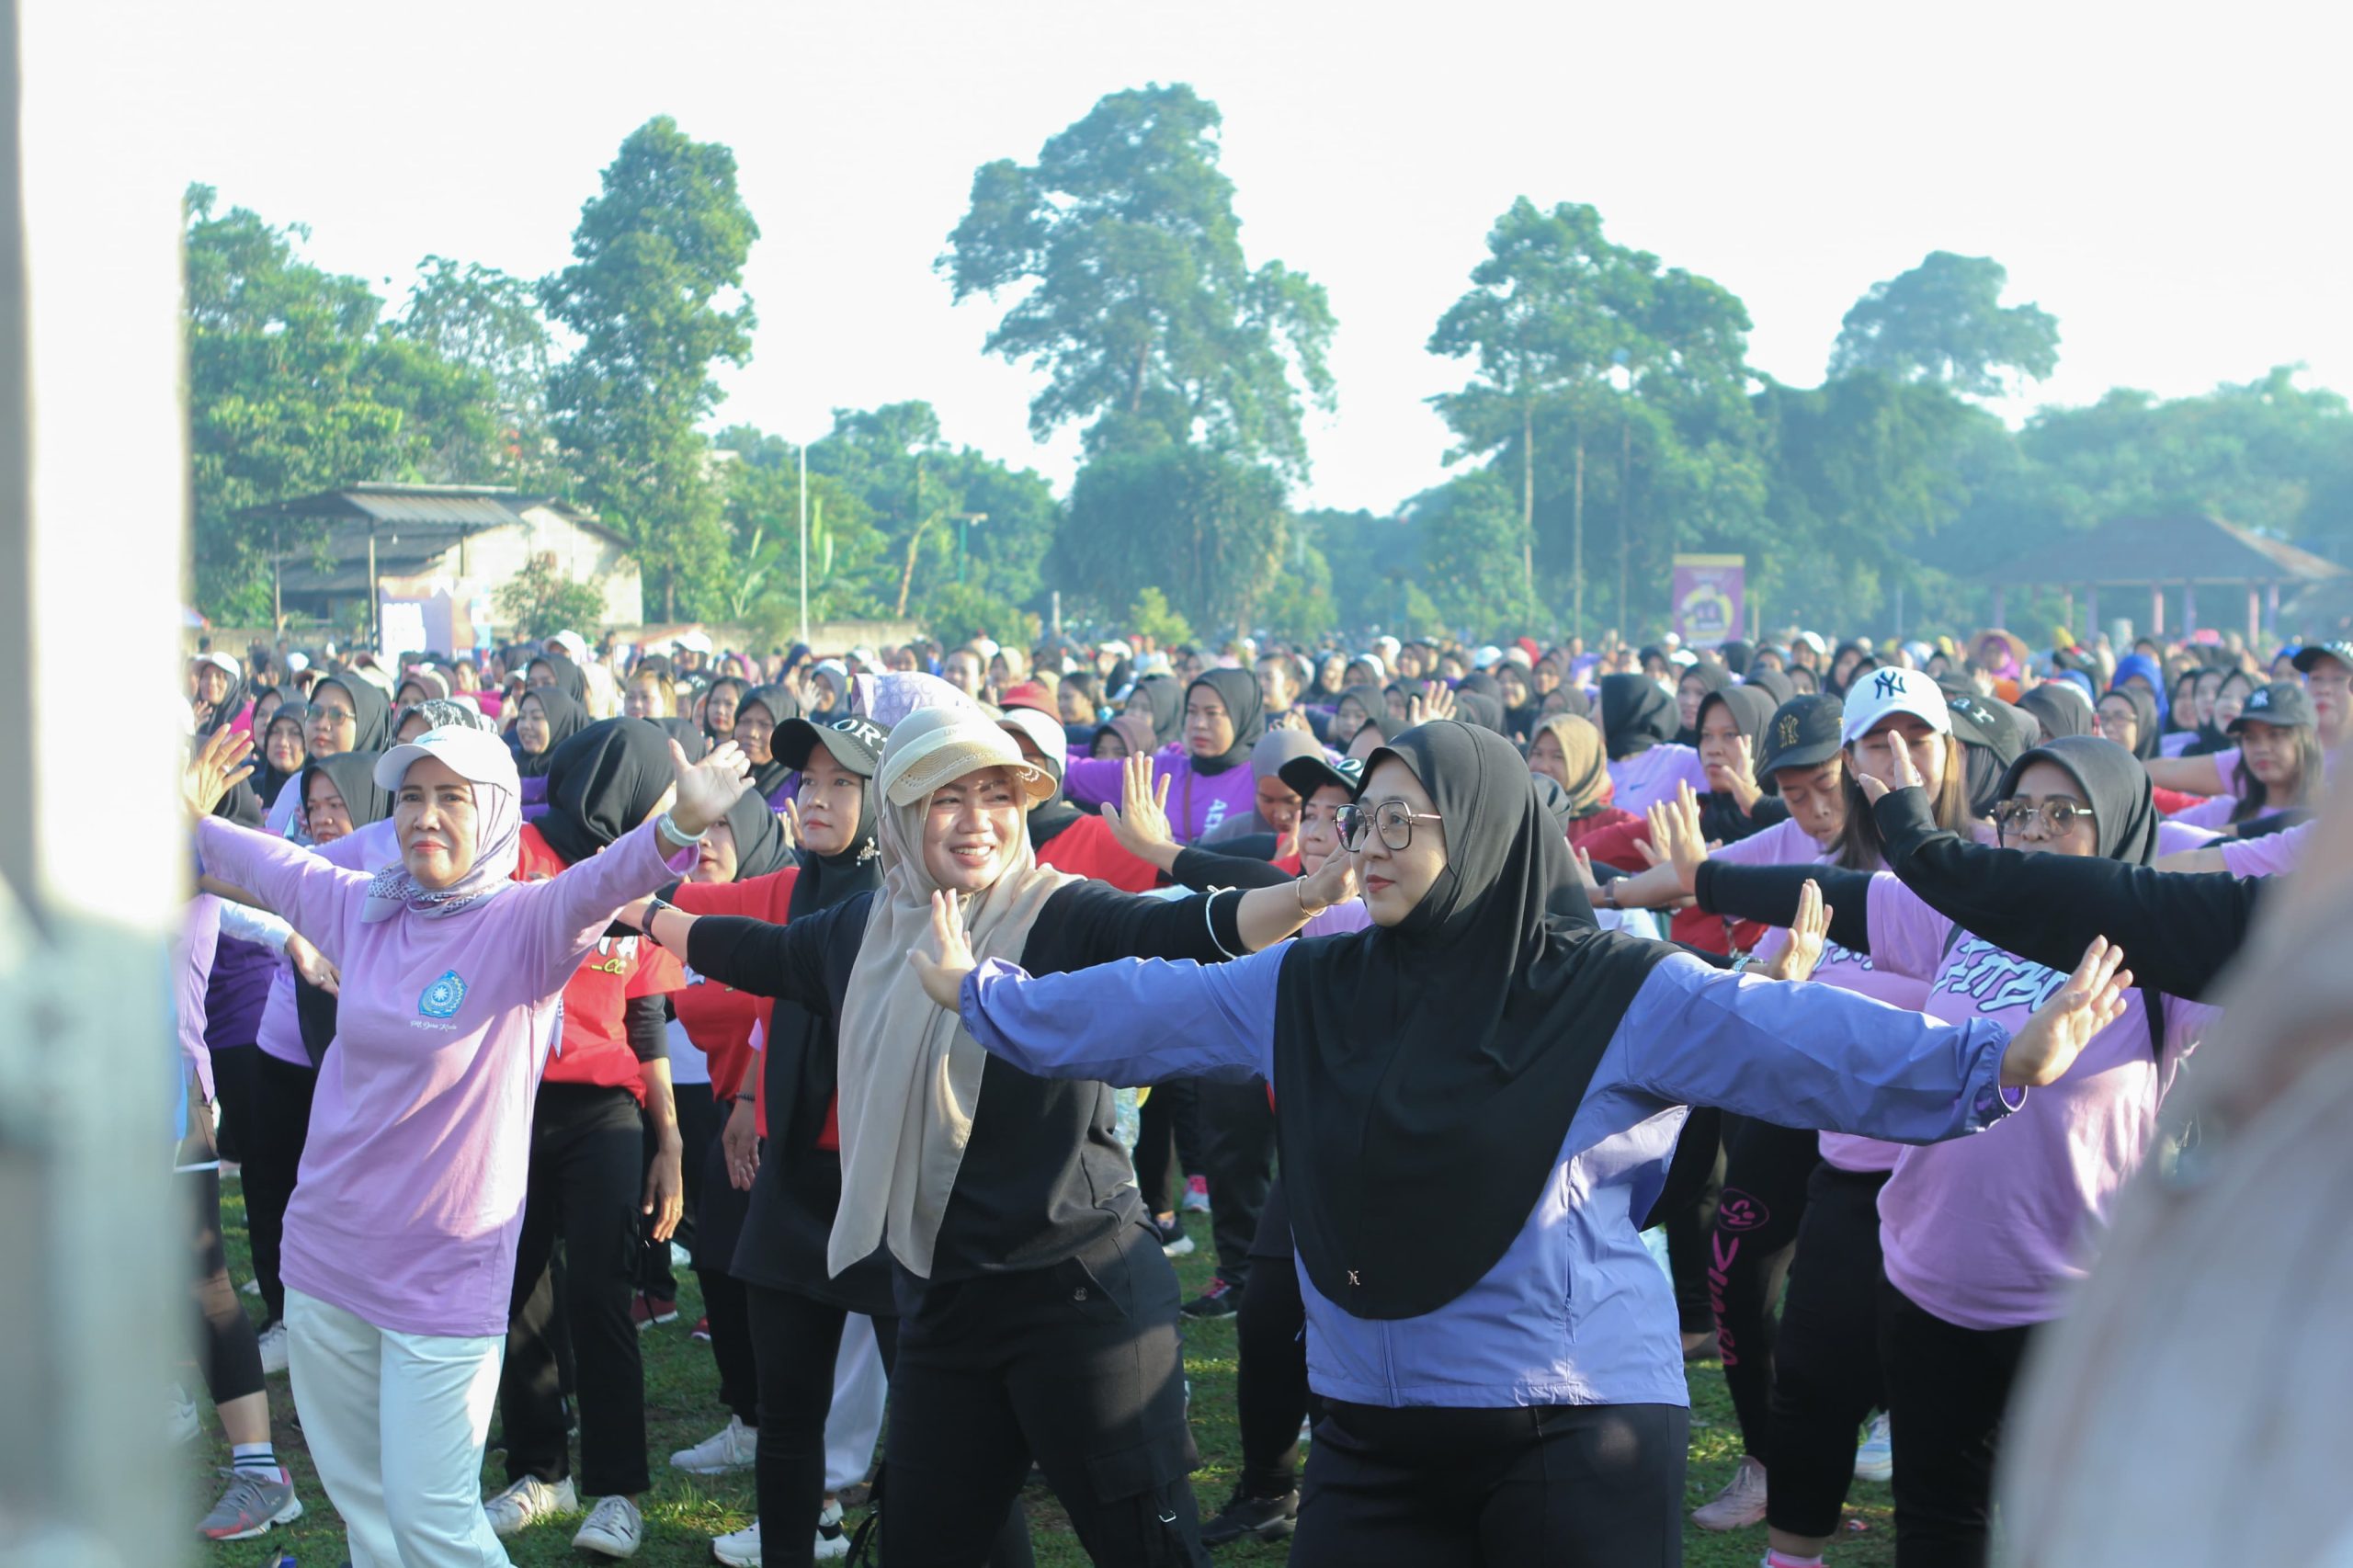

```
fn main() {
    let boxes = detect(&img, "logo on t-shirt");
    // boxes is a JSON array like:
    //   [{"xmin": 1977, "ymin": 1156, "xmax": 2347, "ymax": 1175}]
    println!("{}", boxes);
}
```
[
  {"xmin": 1934, "ymin": 940, "xmax": 2064, "ymax": 1016},
  {"xmin": 418, "ymin": 969, "xmax": 469, "ymax": 1020}
]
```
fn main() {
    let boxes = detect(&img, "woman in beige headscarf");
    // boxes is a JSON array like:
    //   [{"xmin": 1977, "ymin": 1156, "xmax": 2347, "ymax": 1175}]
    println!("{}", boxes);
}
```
[
  {"xmin": 1526, "ymin": 712, "xmax": 1639, "ymax": 850},
  {"xmin": 634, "ymin": 706, "xmax": 1354, "ymax": 1564}
]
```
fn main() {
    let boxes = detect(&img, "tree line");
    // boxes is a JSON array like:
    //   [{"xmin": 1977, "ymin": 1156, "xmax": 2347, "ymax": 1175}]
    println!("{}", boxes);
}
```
[{"xmin": 188, "ymin": 89, "xmax": 2353, "ymax": 646}]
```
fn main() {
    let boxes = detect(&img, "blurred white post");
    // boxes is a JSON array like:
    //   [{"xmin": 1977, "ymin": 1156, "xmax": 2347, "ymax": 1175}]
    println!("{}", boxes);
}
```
[
  {"xmin": 0, "ymin": 2, "xmax": 190, "ymax": 1562},
  {"xmin": 797, "ymin": 440, "xmax": 809, "ymax": 650}
]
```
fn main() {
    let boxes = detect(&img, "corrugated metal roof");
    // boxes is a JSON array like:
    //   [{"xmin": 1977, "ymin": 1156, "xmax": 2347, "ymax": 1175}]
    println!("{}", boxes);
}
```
[{"xmin": 1976, "ymin": 515, "xmax": 2348, "ymax": 586}]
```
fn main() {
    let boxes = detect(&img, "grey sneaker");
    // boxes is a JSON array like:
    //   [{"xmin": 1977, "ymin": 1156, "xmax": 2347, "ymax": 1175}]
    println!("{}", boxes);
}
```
[
  {"xmin": 1691, "ymin": 1455, "xmax": 1768, "ymax": 1531},
  {"xmin": 197, "ymin": 1466, "xmax": 301, "ymax": 1540},
  {"xmin": 573, "ymin": 1494, "xmax": 643, "ymax": 1559},
  {"xmin": 483, "ymin": 1473, "xmax": 576, "ymax": 1538}
]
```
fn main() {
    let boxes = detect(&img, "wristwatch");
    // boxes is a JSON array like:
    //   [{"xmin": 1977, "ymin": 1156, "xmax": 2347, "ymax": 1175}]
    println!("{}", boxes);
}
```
[
  {"xmin": 642, "ymin": 892, "xmax": 680, "ymax": 947},
  {"xmin": 1599, "ymin": 880, "xmax": 1620, "ymax": 911}
]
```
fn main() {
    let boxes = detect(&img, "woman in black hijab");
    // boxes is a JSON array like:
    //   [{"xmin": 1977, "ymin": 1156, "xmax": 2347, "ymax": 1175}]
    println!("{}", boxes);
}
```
[
  {"xmin": 732, "ymin": 685, "xmax": 801, "ymax": 811},
  {"xmin": 1124, "ymin": 673, "xmax": 1186, "ymax": 750},
  {"xmin": 2017, "ymin": 683, "xmax": 2095, "ymax": 742},
  {"xmin": 510, "ymin": 685, "xmax": 589, "ymax": 779},
  {"xmin": 1597, "ymin": 672, "xmax": 1676, "ymax": 760},
  {"xmin": 528, "ymin": 649, "xmax": 591, "ymax": 708},
  {"xmin": 251, "ymin": 700, "xmax": 312, "ymax": 808},
  {"xmin": 1743, "ymin": 666, "xmax": 1796, "ymax": 708},
  {"xmin": 918, "ymin": 720, "xmax": 2118, "ymax": 1563},
  {"xmin": 1671, "ymin": 658, "xmax": 1733, "ymax": 746},
  {"xmin": 2094, "ymin": 684, "xmax": 2163, "ymax": 762}
]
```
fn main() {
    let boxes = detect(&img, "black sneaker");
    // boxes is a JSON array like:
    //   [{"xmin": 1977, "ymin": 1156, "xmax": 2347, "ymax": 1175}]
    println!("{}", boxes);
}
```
[
  {"xmin": 1181, "ymin": 1277, "xmax": 1242, "ymax": 1319},
  {"xmin": 1199, "ymin": 1488, "xmax": 1298, "ymax": 1546}
]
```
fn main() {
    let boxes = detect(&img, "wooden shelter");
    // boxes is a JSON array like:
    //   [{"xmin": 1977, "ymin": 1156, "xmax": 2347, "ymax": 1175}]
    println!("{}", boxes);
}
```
[{"xmin": 1974, "ymin": 514, "xmax": 2346, "ymax": 644}]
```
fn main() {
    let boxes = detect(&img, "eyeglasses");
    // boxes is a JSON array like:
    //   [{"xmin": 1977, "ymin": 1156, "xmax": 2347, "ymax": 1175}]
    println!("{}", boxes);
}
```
[
  {"xmin": 1337, "ymin": 801, "xmax": 1443, "ymax": 851},
  {"xmin": 1992, "ymin": 799, "xmax": 2096, "ymax": 836}
]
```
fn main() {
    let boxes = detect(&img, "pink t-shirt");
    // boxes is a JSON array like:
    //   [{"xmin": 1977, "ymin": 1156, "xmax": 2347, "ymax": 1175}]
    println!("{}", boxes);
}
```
[
  {"xmin": 1864, "ymin": 874, "xmax": 2217, "ymax": 1329},
  {"xmin": 2219, "ymin": 819, "xmax": 2312, "ymax": 878},
  {"xmin": 197, "ymin": 814, "xmax": 696, "ymax": 1338},
  {"xmin": 2156, "ymin": 819, "xmax": 2222, "ymax": 854},
  {"xmin": 1607, "ymin": 744, "xmax": 1710, "ymax": 816}
]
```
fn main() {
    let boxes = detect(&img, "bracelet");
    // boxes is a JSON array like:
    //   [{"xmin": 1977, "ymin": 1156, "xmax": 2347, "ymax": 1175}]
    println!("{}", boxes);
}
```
[
  {"xmin": 1600, "ymin": 880, "xmax": 1620, "ymax": 911},
  {"xmin": 656, "ymin": 810, "xmax": 706, "ymax": 848},
  {"xmin": 1295, "ymin": 876, "xmax": 1326, "ymax": 917}
]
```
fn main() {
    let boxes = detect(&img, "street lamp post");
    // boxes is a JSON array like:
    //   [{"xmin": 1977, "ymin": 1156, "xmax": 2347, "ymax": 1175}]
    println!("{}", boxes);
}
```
[
  {"xmin": 1608, "ymin": 350, "xmax": 1633, "ymax": 637},
  {"xmin": 955, "ymin": 512, "xmax": 988, "ymax": 584}
]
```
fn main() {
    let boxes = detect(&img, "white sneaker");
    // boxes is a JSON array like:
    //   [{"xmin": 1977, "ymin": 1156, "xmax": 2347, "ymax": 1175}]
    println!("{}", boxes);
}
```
[
  {"xmin": 712, "ymin": 1517, "xmax": 762, "ymax": 1567},
  {"xmin": 671, "ymin": 1415, "xmax": 758, "ymax": 1475},
  {"xmin": 1855, "ymin": 1411, "xmax": 1893, "ymax": 1483},
  {"xmin": 483, "ymin": 1474, "xmax": 577, "ymax": 1538},
  {"xmin": 813, "ymin": 1497, "xmax": 850, "ymax": 1561},
  {"xmin": 240, "ymin": 1278, "xmax": 261, "ymax": 1296},
  {"xmin": 256, "ymin": 1321, "xmax": 289, "ymax": 1377},
  {"xmin": 574, "ymin": 1494, "xmax": 643, "ymax": 1559},
  {"xmin": 1691, "ymin": 1455, "xmax": 1768, "ymax": 1531},
  {"xmin": 167, "ymin": 1383, "xmax": 201, "ymax": 1445}
]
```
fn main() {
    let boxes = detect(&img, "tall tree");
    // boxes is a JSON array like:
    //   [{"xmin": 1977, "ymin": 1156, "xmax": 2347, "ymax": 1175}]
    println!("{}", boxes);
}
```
[
  {"xmin": 183, "ymin": 186, "xmax": 496, "ymax": 624},
  {"xmin": 393, "ymin": 256, "xmax": 556, "ymax": 483},
  {"xmin": 1057, "ymin": 438, "xmax": 1290, "ymax": 632},
  {"xmin": 1415, "ymin": 472, "xmax": 1543, "ymax": 634},
  {"xmin": 543, "ymin": 116, "xmax": 758, "ymax": 619},
  {"xmin": 939, "ymin": 83, "xmax": 1336, "ymax": 479},
  {"xmin": 1830, "ymin": 251, "xmax": 2061, "ymax": 398}
]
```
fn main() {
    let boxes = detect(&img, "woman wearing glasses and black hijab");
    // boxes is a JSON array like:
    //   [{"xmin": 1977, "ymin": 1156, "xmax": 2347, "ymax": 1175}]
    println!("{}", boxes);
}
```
[{"xmin": 909, "ymin": 720, "xmax": 2127, "ymax": 1564}]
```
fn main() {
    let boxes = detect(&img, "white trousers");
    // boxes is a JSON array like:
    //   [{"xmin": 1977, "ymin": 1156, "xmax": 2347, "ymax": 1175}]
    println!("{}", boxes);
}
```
[
  {"xmin": 287, "ymin": 1289, "xmax": 512, "ymax": 1568},
  {"xmin": 825, "ymin": 1312, "xmax": 888, "ymax": 1492}
]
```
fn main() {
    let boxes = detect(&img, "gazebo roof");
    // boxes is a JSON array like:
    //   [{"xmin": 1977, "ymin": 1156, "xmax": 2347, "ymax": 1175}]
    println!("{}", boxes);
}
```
[{"xmin": 1974, "ymin": 514, "xmax": 2346, "ymax": 587}]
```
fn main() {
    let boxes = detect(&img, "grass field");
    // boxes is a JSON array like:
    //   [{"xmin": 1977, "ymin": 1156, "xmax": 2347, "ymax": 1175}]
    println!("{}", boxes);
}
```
[{"xmin": 194, "ymin": 1182, "xmax": 1896, "ymax": 1566}]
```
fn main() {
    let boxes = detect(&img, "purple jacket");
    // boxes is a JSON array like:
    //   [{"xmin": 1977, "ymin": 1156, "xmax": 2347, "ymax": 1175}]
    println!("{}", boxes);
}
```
[{"xmin": 1063, "ymin": 744, "xmax": 1257, "ymax": 844}]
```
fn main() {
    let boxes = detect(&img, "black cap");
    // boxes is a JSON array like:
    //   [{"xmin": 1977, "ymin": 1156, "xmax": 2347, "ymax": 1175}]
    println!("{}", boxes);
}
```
[
  {"xmin": 1279, "ymin": 753, "xmax": 1364, "ymax": 801},
  {"xmin": 2229, "ymin": 679, "xmax": 2317, "ymax": 733},
  {"xmin": 1756, "ymin": 695, "xmax": 1845, "ymax": 776},
  {"xmin": 2291, "ymin": 641, "xmax": 2353, "ymax": 676},
  {"xmin": 1946, "ymin": 692, "xmax": 2027, "ymax": 765},
  {"xmin": 775, "ymin": 715, "xmax": 887, "ymax": 778}
]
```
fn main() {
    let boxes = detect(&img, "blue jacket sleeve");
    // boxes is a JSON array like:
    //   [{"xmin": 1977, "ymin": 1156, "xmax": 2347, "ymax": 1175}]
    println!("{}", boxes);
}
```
[
  {"xmin": 1613, "ymin": 952, "xmax": 2022, "ymax": 1143},
  {"xmin": 956, "ymin": 947, "xmax": 1283, "ymax": 1086}
]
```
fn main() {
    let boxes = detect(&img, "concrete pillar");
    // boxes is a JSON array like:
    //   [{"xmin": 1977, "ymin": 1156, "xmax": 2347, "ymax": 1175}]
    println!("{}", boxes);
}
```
[
  {"xmin": 2184, "ymin": 583, "xmax": 2199, "ymax": 635},
  {"xmin": 2151, "ymin": 583, "xmax": 2165, "ymax": 636},
  {"xmin": 2249, "ymin": 585, "xmax": 2263, "ymax": 649},
  {"xmin": 2087, "ymin": 585, "xmax": 2100, "ymax": 640}
]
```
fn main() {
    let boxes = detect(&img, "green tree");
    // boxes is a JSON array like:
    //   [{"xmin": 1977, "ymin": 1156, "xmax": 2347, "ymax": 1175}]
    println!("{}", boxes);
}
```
[
  {"xmin": 184, "ymin": 186, "xmax": 498, "ymax": 623},
  {"xmin": 1058, "ymin": 439, "xmax": 1291, "ymax": 633},
  {"xmin": 543, "ymin": 116, "xmax": 758, "ymax": 620},
  {"xmin": 1124, "ymin": 585, "xmax": 1194, "ymax": 646},
  {"xmin": 393, "ymin": 256, "xmax": 557, "ymax": 483},
  {"xmin": 711, "ymin": 426, "xmax": 890, "ymax": 626},
  {"xmin": 495, "ymin": 551, "xmax": 608, "ymax": 640},
  {"xmin": 1830, "ymin": 251, "xmax": 2061, "ymax": 398},
  {"xmin": 1414, "ymin": 472, "xmax": 1544, "ymax": 635},
  {"xmin": 940, "ymin": 83, "xmax": 1336, "ymax": 479},
  {"xmin": 922, "ymin": 583, "xmax": 1040, "ymax": 650}
]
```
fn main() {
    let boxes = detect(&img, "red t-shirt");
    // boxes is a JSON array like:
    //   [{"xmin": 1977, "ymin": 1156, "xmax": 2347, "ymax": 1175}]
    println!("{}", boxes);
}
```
[
  {"xmin": 1034, "ymin": 813, "xmax": 1165, "ymax": 892},
  {"xmin": 512, "ymin": 823, "xmax": 685, "ymax": 1104},
  {"xmin": 1574, "ymin": 812, "xmax": 1764, "ymax": 957},
  {"xmin": 671, "ymin": 867, "xmax": 799, "ymax": 1136}
]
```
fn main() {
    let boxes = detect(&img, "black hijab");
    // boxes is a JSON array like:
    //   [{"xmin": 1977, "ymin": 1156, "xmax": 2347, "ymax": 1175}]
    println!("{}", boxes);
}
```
[
  {"xmin": 252, "ymin": 702, "xmax": 312, "ymax": 807},
  {"xmin": 1128, "ymin": 675, "xmax": 1185, "ymax": 749},
  {"xmin": 1993, "ymin": 734, "xmax": 2161, "ymax": 868},
  {"xmin": 513, "ymin": 687, "xmax": 590, "ymax": 778},
  {"xmin": 1333, "ymin": 684, "xmax": 1387, "ymax": 744},
  {"xmin": 1671, "ymin": 659, "xmax": 1733, "ymax": 746},
  {"xmin": 297, "ymin": 748, "xmax": 394, "ymax": 837},
  {"xmin": 1452, "ymin": 688, "xmax": 1510, "ymax": 737},
  {"xmin": 1694, "ymin": 687, "xmax": 1782, "ymax": 840},
  {"xmin": 2104, "ymin": 684, "xmax": 2163, "ymax": 761},
  {"xmin": 737, "ymin": 686, "xmax": 801, "ymax": 802},
  {"xmin": 1717, "ymin": 640, "xmax": 1754, "ymax": 677},
  {"xmin": 2017, "ymin": 683, "xmax": 2094, "ymax": 741},
  {"xmin": 1743, "ymin": 667, "xmax": 1795, "ymax": 708},
  {"xmin": 721, "ymin": 784, "xmax": 797, "ymax": 884},
  {"xmin": 659, "ymin": 717, "xmax": 709, "ymax": 762},
  {"xmin": 1186, "ymin": 668, "xmax": 1265, "ymax": 774},
  {"xmin": 537, "ymin": 718, "xmax": 676, "ymax": 868},
  {"xmin": 194, "ymin": 660, "xmax": 250, "ymax": 738},
  {"xmin": 529, "ymin": 651, "xmax": 590, "ymax": 707},
  {"xmin": 1271, "ymin": 722, "xmax": 1671, "ymax": 1320},
  {"xmin": 1598, "ymin": 673, "xmax": 1676, "ymax": 760},
  {"xmin": 315, "ymin": 674, "xmax": 392, "ymax": 756}
]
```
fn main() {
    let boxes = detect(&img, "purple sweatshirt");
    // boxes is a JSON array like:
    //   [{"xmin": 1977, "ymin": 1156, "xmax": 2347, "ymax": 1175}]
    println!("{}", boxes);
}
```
[
  {"xmin": 197, "ymin": 814, "xmax": 696, "ymax": 1338},
  {"xmin": 1063, "ymin": 744, "xmax": 1257, "ymax": 844},
  {"xmin": 255, "ymin": 819, "xmax": 401, "ymax": 1068}
]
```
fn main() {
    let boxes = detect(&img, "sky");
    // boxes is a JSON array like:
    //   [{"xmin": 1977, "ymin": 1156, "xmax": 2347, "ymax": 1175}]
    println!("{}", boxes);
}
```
[{"xmin": 103, "ymin": 0, "xmax": 2350, "ymax": 513}]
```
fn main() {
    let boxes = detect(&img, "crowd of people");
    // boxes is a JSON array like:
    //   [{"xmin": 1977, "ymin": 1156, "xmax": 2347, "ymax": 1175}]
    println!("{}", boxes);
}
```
[{"xmin": 168, "ymin": 611, "xmax": 2334, "ymax": 1567}]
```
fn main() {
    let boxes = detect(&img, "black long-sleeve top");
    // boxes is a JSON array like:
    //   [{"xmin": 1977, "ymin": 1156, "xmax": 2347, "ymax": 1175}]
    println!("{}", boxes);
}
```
[
  {"xmin": 1170, "ymin": 843, "xmax": 1292, "ymax": 892},
  {"xmin": 686, "ymin": 882, "xmax": 1247, "ymax": 1283},
  {"xmin": 1693, "ymin": 788, "xmax": 2264, "ymax": 1003}
]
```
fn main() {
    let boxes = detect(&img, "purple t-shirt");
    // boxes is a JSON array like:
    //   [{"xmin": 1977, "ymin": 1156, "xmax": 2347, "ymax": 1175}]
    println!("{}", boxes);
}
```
[
  {"xmin": 198, "ymin": 814, "xmax": 697, "ymax": 1338},
  {"xmin": 1607, "ymin": 745, "xmax": 1710, "ymax": 817},
  {"xmin": 1063, "ymin": 744, "xmax": 1258, "ymax": 844},
  {"xmin": 1864, "ymin": 874, "xmax": 2218, "ymax": 1329},
  {"xmin": 255, "ymin": 819, "xmax": 403, "ymax": 1067},
  {"xmin": 2219, "ymin": 819, "xmax": 2311, "ymax": 878}
]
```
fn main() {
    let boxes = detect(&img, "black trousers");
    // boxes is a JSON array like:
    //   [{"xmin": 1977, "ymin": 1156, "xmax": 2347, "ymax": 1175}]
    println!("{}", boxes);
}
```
[
  {"xmin": 1877, "ymin": 1278, "xmax": 2034, "ymax": 1568},
  {"xmin": 1290, "ymin": 1401, "xmax": 1688, "ymax": 1567},
  {"xmin": 743, "ymin": 1285, "xmax": 1031, "ymax": 1568},
  {"xmin": 1708, "ymin": 1117, "xmax": 1818, "ymax": 1455},
  {"xmin": 188, "ymin": 1165, "xmax": 266, "ymax": 1406},
  {"xmin": 243, "ymin": 1051, "xmax": 317, "ymax": 1326},
  {"xmin": 1765, "ymin": 1164, "xmax": 1890, "ymax": 1538},
  {"xmin": 884, "ymin": 1221, "xmax": 1208, "ymax": 1566},
  {"xmin": 698, "ymin": 1129, "xmax": 758, "ymax": 1426},
  {"xmin": 1234, "ymin": 1250, "xmax": 1313, "ymax": 1498},
  {"xmin": 502, "ymin": 1083, "xmax": 651, "ymax": 1497},
  {"xmin": 1196, "ymin": 1076, "xmax": 1276, "ymax": 1291},
  {"xmin": 210, "ymin": 1040, "xmax": 260, "ymax": 1165},
  {"xmin": 1662, "ymin": 1125, "xmax": 1726, "ymax": 1336},
  {"xmin": 1134, "ymin": 1079, "xmax": 1202, "ymax": 1217}
]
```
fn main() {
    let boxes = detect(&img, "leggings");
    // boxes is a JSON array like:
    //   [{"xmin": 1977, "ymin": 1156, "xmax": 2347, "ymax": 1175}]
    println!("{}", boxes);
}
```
[
  {"xmin": 188, "ymin": 1166, "xmax": 266, "ymax": 1406},
  {"xmin": 242, "ymin": 1051, "xmax": 318, "ymax": 1326},
  {"xmin": 1662, "ymin": 1123, "xmax": 1727, "ymax": 1336},
  {"xmin": 697, "ymin": 1130, "xmax": 758, "ymax": 1426},
  {"xmin": 1709, "ymin": 1116, "xmax": 1819, "ymax": 1454},
  {"xmin": 1877, "ymin": 1278, "xmax": 2035, "ymax": 1568},
  {"xmin": 1290, "ymin": 1401, "xmax": 1687, "ymax": 1567},
  {"xmin": 743, "ymin": 1284, "xmax": 1031, "ymax": 1568},
  {"xmin": 1196, "ymin": 1076, "xmax": 1276, "ymax": 1292},
  {"xmin": 1235, "ymin": 1181, "xmax": 1314, "ymax": 1499},
  {"xmin": 1765, "ymin": 1163, "xmax": 1889, "ymax": 1539},
  {"xmin": 209, "ymin": 1041, "xmax": 260, "ymax": 1165},
  {"xmin": 1135, "ymin": 1079, "xmax": 1205, "ymax": 1217}
]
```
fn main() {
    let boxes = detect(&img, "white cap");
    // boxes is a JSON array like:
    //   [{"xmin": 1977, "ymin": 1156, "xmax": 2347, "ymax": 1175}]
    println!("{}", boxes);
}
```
[
  {"xmin": 1838, "ymin": 666, "xmax": 1952, "ymax": 745},
  {"xmin": 549, "ymin": 630, "xmax": 589, "ymax": 664},
  {"xmin": 373, "ymin": 724, "xmax": 523, "ymax": 795},
  {"xmin": 195, "ymin": 650, "xmax": 241, "ymax": 677},
  {"xmin": 672, "ymin": 631, "xmax": 713, "ymax": 655},
  {"xmin": 1472, "ymin": 645, "xmax": 1504, "ymax": 669},
  {"xmin": 995, "ymin": 706, "xmax": 1068, "ymax": 783},
  {"xmin": 287, "ymin": 651, "xmax": 311, "ymax": 673},
  {"xmin": 1097, "ymin": 639, "xmax": 1133, "ymax": 659},
  {"xmin": 1794, "ymin": 631, "xmax": 1828, "ymax": 655}
]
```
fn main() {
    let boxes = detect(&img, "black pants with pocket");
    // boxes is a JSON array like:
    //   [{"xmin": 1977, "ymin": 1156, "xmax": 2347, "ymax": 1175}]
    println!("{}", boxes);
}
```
[
  {"xmin": 501, "ymin": 1083, "xmax": 651, "ymax": 1497},
  {"xmin": 1289, "ymin": 1400, "xmax": 1688, "ymax": 1567},
  {"xmin": 242, "ymin": 1051, "xmax": 318, "ymax": 1326},
  {"xmin": 1765, "ymin": 1163, "xmax": 1890, "ymax": 1538},
  {"xmin": 1878, "ymin": 1277, "xmax": 2035, "ymax": 1568},
  {"xmin": 883, "ymin": 1220, "xmax": 1208, "ymax": 1566},
  {"xmin": 1709, "ymin": 1116, "xmax": 1820, "ymax": 1454}
]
